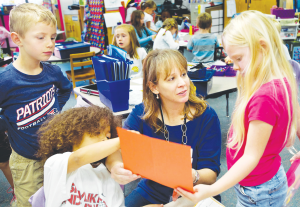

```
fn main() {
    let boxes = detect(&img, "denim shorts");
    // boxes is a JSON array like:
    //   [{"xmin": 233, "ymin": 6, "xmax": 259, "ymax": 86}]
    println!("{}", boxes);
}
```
[{"xmin": 234, "ymin": 165, "xmax": 288, "ymax": 207}]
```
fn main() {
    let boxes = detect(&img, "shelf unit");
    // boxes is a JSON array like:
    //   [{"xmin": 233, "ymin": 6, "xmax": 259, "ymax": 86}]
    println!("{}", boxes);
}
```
[{"xmin": 277, "ymin": 18, "xmax": 299, "ymax": 40}]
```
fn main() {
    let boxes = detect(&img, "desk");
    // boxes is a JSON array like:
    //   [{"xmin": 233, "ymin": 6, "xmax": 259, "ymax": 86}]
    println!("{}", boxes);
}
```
[
  {"xmin": 74, "ymin": 76, "xmax": 237, "ymax": 117},
  {"xmin": 47, "ymin": 46, "xmax": 101, "ymax": 63}
]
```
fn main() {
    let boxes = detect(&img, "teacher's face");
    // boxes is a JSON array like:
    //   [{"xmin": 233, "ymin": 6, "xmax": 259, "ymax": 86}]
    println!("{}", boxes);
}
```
[{"xmin": 155, "ymin": 67, "xmax": 190, "ymax": 104}]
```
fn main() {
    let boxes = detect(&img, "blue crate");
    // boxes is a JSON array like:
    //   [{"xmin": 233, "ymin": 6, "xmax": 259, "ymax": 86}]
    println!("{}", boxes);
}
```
[{"xmin": 191, "ymin": 70, "xmax": 215, "ymax": 97}]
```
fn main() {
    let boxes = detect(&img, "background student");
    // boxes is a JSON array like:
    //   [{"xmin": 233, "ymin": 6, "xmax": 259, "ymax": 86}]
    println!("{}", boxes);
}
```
[
  {"xmin": 177, "ymin": 11, "xmax": 299, "ymax": 207},
  {"xmin": 131, "ymin": 10, "xmax": 156, "ymax": 50},
  {"xmin": 187, "ymin": 12, "xmax": 219, "ymax": 63},
  {"xmin": 141, "ymin": 0, "xmax": 157, "ymax": 33},
  {"xmin": 153, "ymin": 18, "xmax": 179, "ymax": 50},
  {"xmin": 113, "ymin": 24, "xmax": 147, "ymax": 78},
  {"xmin": 155, "ymin": 9, "xmax": 186, "ymax": 32},
  {"xmin": 0, "ymin": 4, "xmax": 72, "ymax": 206}
]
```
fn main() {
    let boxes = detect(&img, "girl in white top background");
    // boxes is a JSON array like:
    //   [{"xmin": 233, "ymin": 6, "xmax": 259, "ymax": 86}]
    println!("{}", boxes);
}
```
[
  {"xmin": 141, "ymin": 0, "xmax": 157, "ymax": 33},
  {"xmin": 113, "ymin": 24, "xmax": 147, "ymax": 78},
  {"xmin": 153, "ymin": 18, "xmax": 180, "ymax": 50}
]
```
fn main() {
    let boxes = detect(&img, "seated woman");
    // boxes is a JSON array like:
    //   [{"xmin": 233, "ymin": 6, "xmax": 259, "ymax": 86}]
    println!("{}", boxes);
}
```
[{"xmin": 107, "ymin": 49, "xmax": 222, "ymax": 206}]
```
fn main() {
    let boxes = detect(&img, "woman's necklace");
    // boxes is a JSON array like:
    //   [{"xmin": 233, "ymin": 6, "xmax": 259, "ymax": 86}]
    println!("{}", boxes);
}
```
[{"xmin": 159, "ymin": 103, "xmax": 187, "ymax": 144}]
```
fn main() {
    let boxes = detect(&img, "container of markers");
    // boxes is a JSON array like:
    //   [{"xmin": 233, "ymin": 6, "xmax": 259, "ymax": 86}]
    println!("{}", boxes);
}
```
[{"xmin": 207, "ymin": 65, "xmax": 228, "ymax": 76}]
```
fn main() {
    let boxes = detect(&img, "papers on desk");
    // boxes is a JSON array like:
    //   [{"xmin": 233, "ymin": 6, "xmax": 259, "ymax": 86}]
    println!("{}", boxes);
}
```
[
  {"xmin": 129, "ymin": 81, "xmax": 143, "ymax": 106},
  {"xmin": 103, "ymin": 12, "xmax": 123, "ymax": 27}
]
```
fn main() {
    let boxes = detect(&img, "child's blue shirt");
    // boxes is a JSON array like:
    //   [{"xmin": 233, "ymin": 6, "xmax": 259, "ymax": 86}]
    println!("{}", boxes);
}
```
[
  {"xmin": 0, "ymin": 62, "xmax": 72, "ymax": 159},
  {"xmin": 134, "ymin": 27, "xmax": 156, "ymax": 48},
  {"xmin": 187, "ymin": 33, "xmax": 219, "ymax": 63}
]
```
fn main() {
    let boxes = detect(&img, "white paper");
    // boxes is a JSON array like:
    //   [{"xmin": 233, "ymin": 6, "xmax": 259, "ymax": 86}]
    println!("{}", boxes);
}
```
[
  {"xmin": 227, "ymin": 0, "xmax": 236, "ymax": 17},
  {"xmin": 212, "ymin": 60, "xmax": 226, "ymax": 66},
  {"xmin": 103, "ymin": 12, "xmax": 123, "ymax": 28},
  {"xmin": 211, "ymin": 26, "xmax": 219, "ymax": 33},
  {"xmin": 219, "ymin": 10, "xmax": 223, "ymax": 18},
  {"xmin": 131, "ymin": 78, "xmax": 143, "ymax": 85},
  {"xmin": 104, "ymin": 0, "xmax": 122, "ymax": 9},
  {"xmin": 211, "ymin": 10, "xmax": 220, "ymax": 19},
  {"xmin": 126, "ymin": 7, "xmax": 137, "ymax": 22},
  {"xmin": 219, "ymin": 25, "xmax": 223, "ymax": 32},
  {"xmin": 212, "ymin": 18, "xmax": 219, "ymax": 26}
]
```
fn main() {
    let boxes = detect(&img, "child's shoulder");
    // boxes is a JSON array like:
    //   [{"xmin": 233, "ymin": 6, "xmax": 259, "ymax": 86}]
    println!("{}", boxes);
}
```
[{"xmin": 0, "ymin": 64, "xmax": 16, "ymax": 85}]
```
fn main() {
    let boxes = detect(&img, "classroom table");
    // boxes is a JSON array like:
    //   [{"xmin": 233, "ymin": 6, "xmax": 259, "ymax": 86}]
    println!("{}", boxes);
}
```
[
  {"xmin": 46, "ymin": 46, "xmax": 101, "ymax": 63},
  {"xmin": 73, "ymin": 76, "xmax": 237, "ymax": 117}
]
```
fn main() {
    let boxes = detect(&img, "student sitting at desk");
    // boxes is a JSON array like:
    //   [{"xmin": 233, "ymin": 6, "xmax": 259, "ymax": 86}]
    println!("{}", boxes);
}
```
[
  {"xmin": 153, "ymin": 18, "xmax": 179, "ymax": 50},
  {"xmin": 187, "ymin": 12, "xmax": 219, "ymax": 63},
  {"xmin": 141, "ymin": 0, "xmax": 157, "ymax": 33},
  {"xmin": 131, "ymin": 10, "xmax": 156, "ymax": 51},
  {"xmin": 155, "ymin": 9, "xmax": 186, "ymax": 32},
  {"xmin": 113, "ymin": 24, "xmax": 147, "ymax": 78}
]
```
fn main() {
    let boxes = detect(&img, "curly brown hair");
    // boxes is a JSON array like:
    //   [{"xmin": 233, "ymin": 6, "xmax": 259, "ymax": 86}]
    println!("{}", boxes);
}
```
[{"xmin": 36, "ymin": 106, "xmax": 121, "ymax": 163}]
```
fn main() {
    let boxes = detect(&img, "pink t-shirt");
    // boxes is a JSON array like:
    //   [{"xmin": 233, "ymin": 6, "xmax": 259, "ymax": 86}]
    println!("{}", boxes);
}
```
[{"xmin": 227, "ymin": 78, "xmax": 292, "ymax": 186}]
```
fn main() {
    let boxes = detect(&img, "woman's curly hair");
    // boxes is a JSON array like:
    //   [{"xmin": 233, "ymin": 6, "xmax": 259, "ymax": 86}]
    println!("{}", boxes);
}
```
[{"xmin": 36, "ymin": 106, "xmax": 121, "ymax": 163}]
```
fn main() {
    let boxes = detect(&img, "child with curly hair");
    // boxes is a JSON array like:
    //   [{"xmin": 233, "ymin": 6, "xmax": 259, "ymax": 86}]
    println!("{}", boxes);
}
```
[{"xmin": 36, "ymin": 106, "xmax": 124, "ymax": 207}]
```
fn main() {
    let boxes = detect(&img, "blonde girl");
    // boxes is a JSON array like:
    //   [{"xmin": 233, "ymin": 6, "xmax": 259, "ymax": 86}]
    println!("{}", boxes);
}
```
[
  {"xmin": 177, "ymin": 10, "xmax": 299, "ymax": 207},
  {"xmin": 113, "ymin": 24, "xmax": 147, "ymax": 78},
  {"xmin": 153, "ymin": 18, "xmax": 179, "ymax": 50},
  {"xmin": 141, "ymin": 0, "xmax": 157, "ymax": 32}
]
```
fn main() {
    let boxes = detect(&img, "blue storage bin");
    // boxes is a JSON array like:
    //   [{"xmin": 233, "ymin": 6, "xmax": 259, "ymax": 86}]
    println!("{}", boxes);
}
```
[
  {"xmin": 54, "ymin": 41, "xmax": 90, "ymax": 59},
  {"xmin": 96, "ymin": 79, "xmax": 130, "ymax": 112},
  {"xmin": 191, "ymin": 70, "xmax": 215, "ymax": 97}
]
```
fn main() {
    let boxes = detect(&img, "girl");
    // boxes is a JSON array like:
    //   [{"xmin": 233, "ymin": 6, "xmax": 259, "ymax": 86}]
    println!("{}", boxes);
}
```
[
  {"xmin": 113, "ymin": 24, "xmax": 147, "ymax": 78},
  {"xmin": 131, "ymin": 10, "xmax": 156, "ymax": 50},
  {"xmin": 153, "ymin": 18, "xmax": 179, "ymax": 50},
  {"xmin": 141, "ymin": 0, "xmax": 157, "ymax": 32},
  {"xmin": 108, "ymin": 49, "xmax": 222, "ymax": 206},
  {"xmin": 37, "ymin": 106, "xmax": 124, "ymax": 207},
  {"xmin": 176, "ymin": 10, "xmax": 299, "ymax": 207}
]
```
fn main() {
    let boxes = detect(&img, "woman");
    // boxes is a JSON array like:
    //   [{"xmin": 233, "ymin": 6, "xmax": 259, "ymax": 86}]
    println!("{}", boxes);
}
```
[{"xmin": 107, "ymin": 49, "xmax": 222, "ymax": 206}]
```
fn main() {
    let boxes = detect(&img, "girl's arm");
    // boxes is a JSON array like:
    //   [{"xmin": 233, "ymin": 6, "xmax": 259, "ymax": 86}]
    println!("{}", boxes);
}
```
[
  {"xmin": 290, "ymin": 103, "xmax": 300, "ymax": 163},
  {"xmin": 135, "ymin": 29, "xmax": 154, "ymax": 47},
  {"xmin": 177, "ymin": 120, "xmax": 273, "ymax": 203},
  {"xmin": 164, "ymin": 31, "xmax": 179, "ymax": 50},
  {"xmin": 67, "ymin": 138, "xmax": 120, "ymax": 174},
  {"xmin": 145, "ymin": 21, "xmax": 157, "ymax": 33}
]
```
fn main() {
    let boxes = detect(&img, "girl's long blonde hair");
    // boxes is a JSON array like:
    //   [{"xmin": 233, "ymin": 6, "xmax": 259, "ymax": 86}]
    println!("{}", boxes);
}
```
[
  {"xmin": 223, "ymin": 11, "xmax": 297, "ymax": 155},
  {"xmin": 142, "ymin": 49, "xmax": 207, "ymax": 132},
  {"xmin": 158, "ymin": 18, "xmax": 178, "ymax": 37},
  {"xmin": 112, "ymin": 24, "xmax": 141, "ymax": 59}
]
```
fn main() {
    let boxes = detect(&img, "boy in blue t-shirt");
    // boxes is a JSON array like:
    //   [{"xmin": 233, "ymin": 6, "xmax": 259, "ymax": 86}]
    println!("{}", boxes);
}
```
[
  {"xmin": 187, "ymin": 12, "xmax": 219, "ymax": 63},
  {"xmin": 0, "ymin": 3, "xmax": 72, "ymax": 206}
]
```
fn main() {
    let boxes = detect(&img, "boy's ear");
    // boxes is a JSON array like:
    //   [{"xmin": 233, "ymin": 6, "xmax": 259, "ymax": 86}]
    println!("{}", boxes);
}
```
[
  {"xmin": 148, "ymin": 81, "xmax": 159, "ymax": 95},
  {"xmin": 10, "ymin": 32, "xmax": 22, "ymax": 46}
]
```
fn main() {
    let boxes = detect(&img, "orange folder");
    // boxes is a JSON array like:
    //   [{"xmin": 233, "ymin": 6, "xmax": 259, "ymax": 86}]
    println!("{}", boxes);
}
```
[{"xmin": 117, "ymin": 127, "xmax": 194, "ymax": 192}]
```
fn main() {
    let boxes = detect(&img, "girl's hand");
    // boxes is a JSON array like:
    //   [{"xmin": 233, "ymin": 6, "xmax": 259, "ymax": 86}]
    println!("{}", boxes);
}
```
[
  {"xmin": 152, "ymin": 35, "xmax": 156, "ymax": 40},
  {"xmin": 290, "ymin": 151, "xmax": 300, "ymax": 164},
  {"xmin": 110, "ymin": 162, "xmax": 141, "ymax": 185},
  {"xmin": 224, "ymin": 56, "xmax": 232, "ymax": 64},
  {"xmin": 175, "ymin": 184, "xmax": 214, "ymax": 203},
  {"xmin": 175, "ymin": 40, "xmax": 179, "ymax": 43}
]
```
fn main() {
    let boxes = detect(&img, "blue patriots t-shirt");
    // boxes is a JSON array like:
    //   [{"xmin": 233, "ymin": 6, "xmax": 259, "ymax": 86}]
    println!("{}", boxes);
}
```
[{"xmin": 0, "ymin": 62, "xmax": 72, "ymax": 159}]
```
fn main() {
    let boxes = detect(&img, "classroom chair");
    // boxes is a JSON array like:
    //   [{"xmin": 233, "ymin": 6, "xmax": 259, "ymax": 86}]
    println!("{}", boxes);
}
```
[{"xmin": 66, "ymin": 51, "xmax": 96, "ymax": 98}]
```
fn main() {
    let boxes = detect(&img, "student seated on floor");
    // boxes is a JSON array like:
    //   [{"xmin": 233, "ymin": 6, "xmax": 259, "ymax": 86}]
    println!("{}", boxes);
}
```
[{"xmin": 187, "ymin": 12, "xmax": 219, "ymax": 63}]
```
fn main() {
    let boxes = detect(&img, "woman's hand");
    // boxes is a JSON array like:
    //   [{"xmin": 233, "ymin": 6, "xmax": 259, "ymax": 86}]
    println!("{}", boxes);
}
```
[
  {"xmin": 175, "ymin": 184, "xmax": 214, "ymax": 203},
  {"xmin": 290, "ymin": 151, "xmax": 300, "ymax": 164},
  {"xmin": 110, "ymin": 162, "xmax": 141, "ymax": 185}
]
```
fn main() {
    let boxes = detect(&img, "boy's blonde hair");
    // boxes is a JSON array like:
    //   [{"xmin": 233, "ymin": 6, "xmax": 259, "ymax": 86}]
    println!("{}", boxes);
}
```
[
  {"xmin": 9, "ymin": 3, "xmax": 56, "ymax": 37},
  {"xmin": 222, "ymin": 10, "xmax": 298, "ymax": 155},
  {"xmin": 112, "ymin": 24, "xmax": 141, "ymax": 59},
  {"xmin": 197, "ymin": 12, "xmax": 212, "ymax": 29},
  {"xmin": 142, "ymin": 49, "xmax": 207, "ymax": 132},
  {"xmin": 158, "ymin": 18, "xmax": 178, "ymax": 37}
]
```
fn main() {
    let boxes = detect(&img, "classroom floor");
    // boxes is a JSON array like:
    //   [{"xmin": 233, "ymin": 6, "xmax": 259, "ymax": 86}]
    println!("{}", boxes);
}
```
[{"xmin": 0, "ymin": 63, "xmax": 300, "ymax": 206}]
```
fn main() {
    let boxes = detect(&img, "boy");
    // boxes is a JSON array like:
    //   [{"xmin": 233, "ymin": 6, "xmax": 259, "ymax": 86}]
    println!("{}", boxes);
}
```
[
  {"xmin": 0, "ymin": 3, "xmax": 72, "ymax": 206},
  {"xmin": 187, "ymin": 12, "xmax": 219, "ymax": 63}
]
